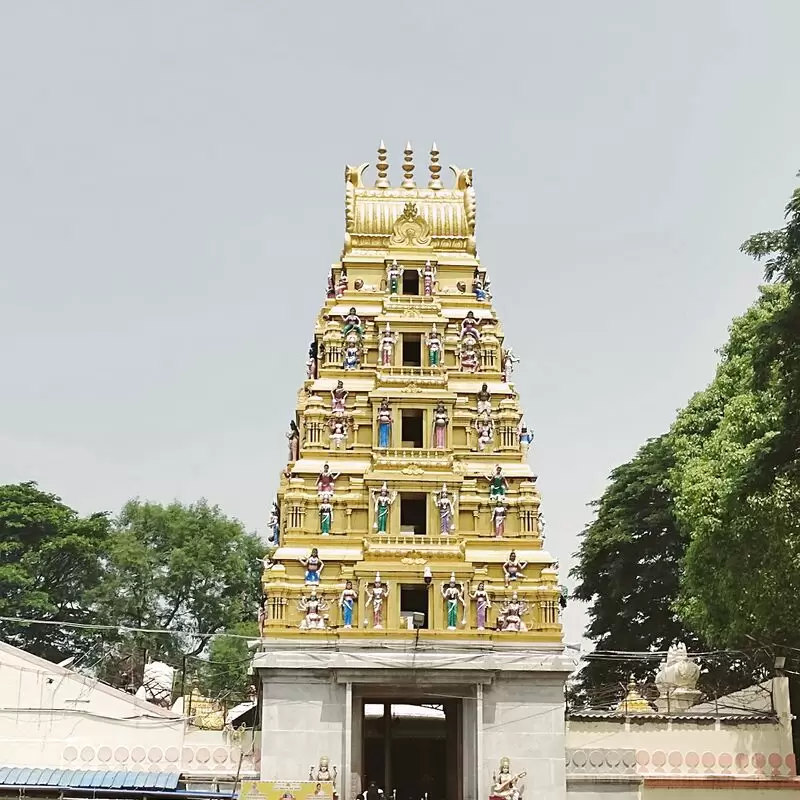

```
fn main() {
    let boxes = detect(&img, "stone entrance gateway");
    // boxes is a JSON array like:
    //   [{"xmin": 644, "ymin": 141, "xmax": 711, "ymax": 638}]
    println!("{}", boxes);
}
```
[{"xmin": 254, "ymin": 642, "xmax": 573, "ymax": 800}]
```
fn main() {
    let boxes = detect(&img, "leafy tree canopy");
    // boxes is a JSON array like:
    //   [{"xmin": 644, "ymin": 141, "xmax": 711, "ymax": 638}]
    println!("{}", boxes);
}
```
[{"xmin": 0, "ymin": 481, "xmax": 111, "ymax": 662}]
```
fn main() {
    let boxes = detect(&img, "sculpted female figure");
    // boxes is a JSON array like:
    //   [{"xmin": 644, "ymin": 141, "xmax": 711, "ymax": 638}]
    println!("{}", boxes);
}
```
[
  {"xmin": 339, "ymin": 580, "xmax": 358, "ymax": 628},
  {"xmin": 386, "ymin": 260, "xmax": 403, "ymax": 295},
  {"xmin": 377, "ymin": 398, "xmax": 392, "ymax": 449},
  {"xmin": 420, "ymin": 260, "xmax": 436, "ymax": 296},
  {"xmin": 489, "ymin": 758, "xmax": 527, "ymax": 800},
  {"xmin": 498, "ymin": 592, "xmax": 528, "ymax": 632},
  {"xmin": 372, "ymin": 482, "xmax": 397, "ymax": 533},
  {"xmin": 502, "ymin": 550, "xmax": 527, "ymax": 586},
  {"xmin": 316, "ymin": 463, "xmax": 340, "ymax": 496},
  {"xmin": 331, "ymin": 380, "xmax": 347, "ymax": 415},
  {"xmin": 477, "ymin": 383, "xmax": 492, "ymax": 416},
  {"xmin": 299, "ymin": 587, "xmax": 328, "ymax": 630},
  {"xmin": 460, "ymin": 310, "xmax": 481, "ymax": 341},
  {"xmin": 286, "ymin": 420, "xmax": 300, "ymax": 462},
  {"xmin": 425, "ymin": 324, "xmax": 443, "ymax": 367},
  {"xmin": 379, "ymin": 322, "xmax": 398, "ymax": 367},
  {"xmin": 460, "ymin": 338, "xmax": 479, "ymax": 373},
  {"xmin": 267, "ymin": 501, "xmax": 280, "ymax": 545},
  {"xmin": 486, "ymin": 465, "xmax": 509, "ymax": 499},
  {"xmin": 432, "ymin": 401, "xmax": 448, "ymax": 449},
  {"xmin": 365, "ymin": 573, "xmax": 388, "ymax": 628},
  {"xmin": 433, "ymin": 483, "xmax": 456, "ymax": 535},
  {"xmin": 319, "ymin": 491, "xmax": 333, "ymax": 535},
  {"xmin": 336, "ymin": 266, "xmax": 348, "ymax": 298},
  {"xmin": 300, "ymin": 547, "xmax": 324, "ymax": 583},
  {"xmin": 502, "ymin": 348, "xmax": 520, "ymax": 382},
  {"xmin": 471, "ymin": 582, "xmax": 492, "ymax": 630},
  {"xmin": 491, "ymin": 499, "xmax": 507, "ymax": 538},
  {"xmin": 441, "ymin": 573, "xmax": 466, "ymax": 630}
]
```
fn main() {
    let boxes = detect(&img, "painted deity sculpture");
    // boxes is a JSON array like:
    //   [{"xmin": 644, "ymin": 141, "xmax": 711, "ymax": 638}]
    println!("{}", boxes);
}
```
[
  {"xmin": 336, "ymin": 266, "xmax": 348, "ymax": 298},
  {"xmin": 316, "ymin": 463, "xmax": 339, "ymax": 496},
  {"xmin": 267, "ymin": 501, "xmax": 280, "ymax": 545},
  {"xmin": 287, "ymin": 420, "xmax": 300, "ymax": 462},
  {"xmin": 310, "ymin": 757, "xmax": 337, "ymax": 788},
  {"xmin": 503, "ymin": 550, "xmax": 527, "ymax": 586},
  {"xmin": 300, "ymin": 547, "xmax": 324, "ymax": 583},
  {"xmin": 475, "ymin": 417, "xmax": 494, "ymax": 451},
  {"xmin": 471, "ymin": 582, "xmax": 492, "ymax": 630},
  {"xmin": 487, "ymin": 465, "xmax": 509, "ymax": 498},
  {"xmin": 372, "ymin": 482, "xmax": 397, "ymax": 533},
  {"xmin": 339, "ymin": 580, "xmax": 358, "ymax": 629},
  {"xmin": 460, "ymin": 310, "xmax": 481, "ymax": 341},
  {"xmin": 491, "ymin": 499, "xmax": 507, "ymax": 538},
  {"xmin": 328, "ymin": 415, "xmax": 348, "ymax": 449},
  {"xmin": 654, "ymin": 642, "xmax": 702, "ymax": 712},
  {"xmin": 433, "ymin": 483, "xmax": 456, "ymax": 534},
  {"xmin": 319, "ymin": 491, "xmax": 333, "ymax": 535},
  {"xmin": 331, "ymin": 380, "xmax": 347, "ymax": 414},
  {"xmin": 425, "ymin": 324, "xmax": 443, "ymax": 367},
  {"xmin": 307, "ymin": 340, "xmax": 318, "ymax": 379},
  {"xmin": 473, "ymin": 269, "xmax": 488, "ymax": 302},
  {"xmin": 498, "ymin": 592, "xmax": 528, "ymax": 632},
  {"xmin": 477, "ymin": 383, "xmax": 492, "ymax": 417},
  {"xmin": 342, "ymin": 338, "xmax": 361, "ymax": 371},
  {"xmin": 489, "ymin": 758, "xmax": 527, "ymax": 800},
  {"xmin": 341, "ymin": 307, "xmax": 363, "ymax": 338},
  {"xmin": 326, "ymin": 271, "xmax": 336, "ymax": 299},
  {"xmin": 519, "ymin": 424, "xmax": 534, "ymax": 456},
  {"xmin": 298, "ymin": 587, "xmax": 328, "ymax": 630},
  {"xmin": 377, "ymin": 398, "xmax": 392, "ymax": 449},
  {"xmin": 379, "ymin": 322, "xmax": 398, "ymax": 366},
  {"xmin": 365, "ymin": 573, "xmax": 388, "ymax": 628},
  {"xmin": 386, "ymin": 259, "xmax": 403, "ymax": 295},
  {"xmin": 441, "ymin": 573, "xmax": 466, "ymax": 630},
  {"xmin": 536, "ymin": 512, "xmax": 546, "ymax": 538},
  {"xmin": 502, "ymin": 348, "xmax": 520, "ymax": 382},
  {"xmin": 420, "ymin": 260, "xmax": 436, "ymax": 296},
  {"xmin": 461, "ymin": 338, "xmax": 479, "ymax": 373},
  {"xmin": 432, "ymin": 401, "xmax": 449, "ymax": 449}
]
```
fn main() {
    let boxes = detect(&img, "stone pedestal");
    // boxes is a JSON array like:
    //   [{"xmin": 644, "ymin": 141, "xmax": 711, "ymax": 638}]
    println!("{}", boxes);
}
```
[{"xmin": 254, "ymin": 639, "xmax": 576, "ymax": 800}]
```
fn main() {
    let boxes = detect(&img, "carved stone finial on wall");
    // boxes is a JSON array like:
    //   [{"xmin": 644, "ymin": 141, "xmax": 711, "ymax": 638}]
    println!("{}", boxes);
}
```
[
  {"xmin": 375, "ymin": 140, "xmax": 390, "ymax": 188},
  {"xmin": 401, "ymin": 141, "xmax": 416, "ymax": 188},
  {"xmin": 428, "ymin": 141, "xmax": 442, "ymax": 190}
]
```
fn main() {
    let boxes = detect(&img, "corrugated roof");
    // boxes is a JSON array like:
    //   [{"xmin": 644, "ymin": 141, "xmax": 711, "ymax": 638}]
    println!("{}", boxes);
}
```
[{"xmin": 0, "ymin": 768, "xmax": 180, "ymax": 791}]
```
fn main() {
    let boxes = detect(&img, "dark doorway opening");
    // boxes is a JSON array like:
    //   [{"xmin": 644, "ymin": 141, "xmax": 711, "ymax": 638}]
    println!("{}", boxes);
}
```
[
  {"xmin": 400, "ymin": 494, "xmax": 427, "ymax": 536},
  {"xmin": 400, "ymin": 585, "xmax": 429, "ymax": 629},
  {"xmin": 362, "ymin": 700, "xmax": 461, "ymax": 800},
  {"xmin": 401, "ymin": 409, "xmax": 424, "ymax": 448},
  {"xmin": 402, "ymin": 334, "xmax": 422, "ymax": 367},
  {"xmin": 402, "ymin": 270, "xmax": 420, "ymax": 296}
]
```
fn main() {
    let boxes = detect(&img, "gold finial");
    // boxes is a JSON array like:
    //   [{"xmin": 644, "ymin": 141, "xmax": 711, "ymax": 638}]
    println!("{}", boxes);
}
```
[
  {"xmin": 401, "ymin": 141, "xmax": 415, "ymax": 188},
  {"xmin": 428, "ymin": 141, "xmax": 442, "ymax": 190},
  {"xmin": 375, "ymin": 140, "xmax": 390, "ymax": 188}
]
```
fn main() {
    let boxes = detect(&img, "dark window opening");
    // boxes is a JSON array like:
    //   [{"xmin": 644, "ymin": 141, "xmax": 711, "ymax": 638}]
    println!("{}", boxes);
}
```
[
  {"xmin": 402, "ymin": 270, "xmax": 420, "ymax": 295},
  {"xmin": 402, "ymin": 333, "xmax": 422, "ymax": 367},
  {"xmin": 400, "ymin": 493, "xmax": 427, "ymax": 536},
  {"xmin": 400, "ymin": 585, "xmax": 429, "ymax": 629},
  {"xmin": 401, "ymin": 409, "xmax": 424, "ymax": 448}
]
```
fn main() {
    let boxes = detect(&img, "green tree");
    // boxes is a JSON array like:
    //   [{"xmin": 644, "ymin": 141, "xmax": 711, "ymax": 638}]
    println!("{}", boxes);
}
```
[
  {"xmin": 97, "ymin": 499, "xmax": 263, "ymax": 688},
  {"xmin": 673, "ymin": 285, "xmax": 800, "ymax": 650},
  {"xmin": 570, "ymin": 436, "xmax": 703, "ymax": 696},
  {"xmin": 0, "ymin": 482, "xmax": 110, "ymax": 662},
  {"xmin": 197, "ymin": 621, "xmax": 260, "ymax": 702}
]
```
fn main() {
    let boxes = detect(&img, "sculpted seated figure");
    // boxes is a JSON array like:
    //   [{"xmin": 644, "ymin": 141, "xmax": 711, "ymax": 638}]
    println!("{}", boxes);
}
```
[{"xmin": 489, "ymin": 758, "xmax": 526, "ymax": 800}]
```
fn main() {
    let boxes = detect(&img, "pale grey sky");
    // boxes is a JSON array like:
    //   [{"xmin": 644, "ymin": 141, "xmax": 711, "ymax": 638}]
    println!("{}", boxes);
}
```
[{"xmin": 1, "ymin": 1, "xmax": 799, "ymax": 644}]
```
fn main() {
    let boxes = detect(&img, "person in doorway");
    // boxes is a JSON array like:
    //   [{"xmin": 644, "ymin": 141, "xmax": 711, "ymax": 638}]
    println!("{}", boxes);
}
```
[{"xmin": 365, "ymin": 782, "xmax": 380, "ymax": 800}]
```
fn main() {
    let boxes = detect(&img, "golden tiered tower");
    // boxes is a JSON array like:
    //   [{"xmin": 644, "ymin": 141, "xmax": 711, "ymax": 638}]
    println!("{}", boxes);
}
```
[{"xmin": 262, "ymin": 142, "xmax": 562, "ymax": 644}]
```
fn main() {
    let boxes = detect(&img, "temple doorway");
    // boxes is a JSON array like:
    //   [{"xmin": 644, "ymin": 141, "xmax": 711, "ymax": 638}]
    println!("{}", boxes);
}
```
[{"xmin": 362, "ymin": 700, "xmax": 462, "ymax": 800}]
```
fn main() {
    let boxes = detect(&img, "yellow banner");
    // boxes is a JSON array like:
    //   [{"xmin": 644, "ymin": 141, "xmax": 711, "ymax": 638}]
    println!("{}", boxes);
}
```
[{"xmin": 240, "ymin": 782, "xmax": 335, "ymax": 800}]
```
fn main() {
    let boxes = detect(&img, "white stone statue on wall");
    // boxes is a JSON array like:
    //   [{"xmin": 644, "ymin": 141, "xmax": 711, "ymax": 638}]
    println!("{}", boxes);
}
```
[
  {"xmin": 489, "ymin": 757, "xmax": 527, "ymax": 800},
  {"xmin": 310, "ymin": 756, "xmax": 337, "ymax": 789},
  {"xmin": 654, "ymin": 642, "xmax": 701, "ymax": 712}
]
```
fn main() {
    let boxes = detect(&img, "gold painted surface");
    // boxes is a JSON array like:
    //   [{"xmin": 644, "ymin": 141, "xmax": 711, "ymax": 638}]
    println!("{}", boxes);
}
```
[{"xmin": 263, "ymin": 143, "xmax": 562, "ymax": 642}]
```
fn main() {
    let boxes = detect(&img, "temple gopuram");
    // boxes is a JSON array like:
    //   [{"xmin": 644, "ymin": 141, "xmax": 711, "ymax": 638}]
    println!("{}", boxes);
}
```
[{"xmin": 253, "ymin": 143, "xmax": 575, "ymax": 800}]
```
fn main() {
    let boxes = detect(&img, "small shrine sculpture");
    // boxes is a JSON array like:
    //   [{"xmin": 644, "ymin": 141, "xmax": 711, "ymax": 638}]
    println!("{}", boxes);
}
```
[
  {"xmin": 267, "ymin": 501, "xmax": 280, "ymax": 545},
  {"xmin": 441, "ymin": 572, "xmax": 466, "ymax": 630},
  {"xmin": 477, "ymin": 383, "xmax": 492, "ymax": 416},
  {"xmin": 328, "ymin": 415, "xmax": 349, "ymax": 450},
  {"xmin": 519, "ymin": 424, "xmax": 534, "ymax": 456},
  {"xmin": 489, "ymin": 757, "xmax": 526, "ymax": 800},
  {"xmin": 331, "ymin": 380, "xmax": 347, "ymax": 414},
  {"xmin": 287, "ymin": 420, "xmax": 300, "ymax": 462},
  {"xmin": 461, "ymin": 338, "xmax": 479, "ymax": 373},
  {"xmin": 379, "ymin": 322, "xmax": 398, "ymax": 366},
  {"xmin": 310, "ymin": 756, "xmax": 337, "ymax": 788},
  {"xmin": 497, "ymin": 592, "xmax": 528, "ymax": 632},
  {"xmin": 386, "ymin": 259, "xmax": 403, "ymax": 295},
  {"xmin": 475, "ymin": 416, "xmax": 494, "ymax": 451},
  {"xmin": 487, "ymin": 465, "xmax": 509, "ymax": 499},
  {"xmin": 316, "ymin": 463, "xmax": 339, "ymax": 496},
  {"xmin": 318, "ymin": 491, "xmax": 333, "ymax": 535},
  {"xmin": 461, "ymin": 310, "xmax": 481, "ymax": 341},
  {"xmin": 336, "ymin": 267, "xmax": 348, "ymax": 298},
  {"xmin": 502, "ymin": 348, "xmax": 519, "ymax": 382},
  {"xmin": 654, "ymin": 642, "xmax": 701, "ymax": 712},
  {"xmin": 341, "ymin": 306, "xmax": 363, "ymax": 338},
  {"xmin": 299, "ymin": 588, "xmax": 328, "ymax": 630},
  {"xmin": 365, "ymin": 572, "xmax": 388, "ymax": 629},
  {"xmin": 615, "ymin": 678, "xmax": 654, "ymax": 714}
]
